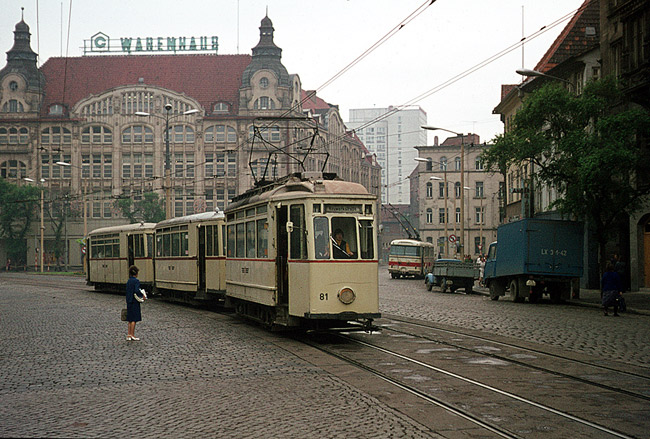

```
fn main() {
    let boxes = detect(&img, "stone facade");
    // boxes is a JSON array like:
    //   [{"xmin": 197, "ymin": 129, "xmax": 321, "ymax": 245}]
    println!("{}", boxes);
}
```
[{"xmin": 0, "ymin": 14, "xmax": 380, "ymax": 269}]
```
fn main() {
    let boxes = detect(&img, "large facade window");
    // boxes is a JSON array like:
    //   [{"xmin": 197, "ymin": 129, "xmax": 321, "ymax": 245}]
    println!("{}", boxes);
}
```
[
  {"xmin": 41, "ymin": 153, "xmax": 71, "ymax": 179},
  {"xmin": 122, "ymin": 125, "xmax": 153, "ymax": 144},
  {"xmin": 167, "ymin": 124, "xmax": 195, "ymax": 143},
  {"xmin": 0, "ymin": 127, "xmax": 29, "ymax": 144},
  {"xmin": 249, "ymin": 125, "xmax": 281, "ymax": 142},
  {"xmin": 2, "ymin": 100, "xmax": 24, "ymax": 113},
  {"xmin": 205, "ymin": 125, "xmax": 237, "ymax": 143},
  {"xmin": 254, "ymin": 96, "xmax": 275, "ymax": 110},
  {"xmin": 82, "ymin": 126, "xmax": 113, "ymax": 144},
  {"xmin": 41, "ymin": 127, "xmax": 72, "ymax": 145}
]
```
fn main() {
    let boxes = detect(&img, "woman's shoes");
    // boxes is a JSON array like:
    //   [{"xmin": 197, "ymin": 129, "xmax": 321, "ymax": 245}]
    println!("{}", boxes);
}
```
[{"xmin": 126, "ymin": 335, "xmax": 141, "ymax": 341}]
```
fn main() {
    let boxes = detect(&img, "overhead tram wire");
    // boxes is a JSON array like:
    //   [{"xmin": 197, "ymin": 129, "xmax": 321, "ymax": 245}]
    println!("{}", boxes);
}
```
[
  {"xmin": 240, "ymin": 0, "xmax": 437, "ymax": 165},
  {"xmin": 235, "ymin": 3, "xmax": 587, "ymax": 166}
]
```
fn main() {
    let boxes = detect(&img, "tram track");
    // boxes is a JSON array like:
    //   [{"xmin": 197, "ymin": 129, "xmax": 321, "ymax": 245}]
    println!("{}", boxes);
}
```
[
  {"xmin": 381, "ymin": 315, "xmax": 650, "ymax": 401},
  {"xmin": 299, "ymin": 326, "xmax": 645, "ymax": 438}
]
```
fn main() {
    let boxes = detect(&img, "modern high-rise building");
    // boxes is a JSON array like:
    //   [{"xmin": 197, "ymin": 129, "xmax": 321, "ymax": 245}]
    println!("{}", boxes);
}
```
[{"xmin": 347, "ymin": 106, "xmax": 426, "ymax": 204}]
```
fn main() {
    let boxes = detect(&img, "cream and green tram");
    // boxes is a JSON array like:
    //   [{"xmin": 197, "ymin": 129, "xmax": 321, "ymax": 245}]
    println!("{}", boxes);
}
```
[
  {"xmin": 153, "ymin": 211, "xmax": 226, "ymax": 303},
  {"xmin": 225, "ymin": 173, "xmax": 380, "ymax": 329},
  {"xmin": 86, "ymin": 223, "xmax": 156, "ymax": 292}
]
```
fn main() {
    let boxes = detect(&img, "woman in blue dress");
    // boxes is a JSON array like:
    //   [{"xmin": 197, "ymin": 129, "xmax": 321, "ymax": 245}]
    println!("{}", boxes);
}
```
[
  {"xmin": 601, "ymin": 261, "xmax": 622, "ymax": 316},
  {"xmin": 126, "ymin": 265, "xmax": 145, "ymax": 340}
]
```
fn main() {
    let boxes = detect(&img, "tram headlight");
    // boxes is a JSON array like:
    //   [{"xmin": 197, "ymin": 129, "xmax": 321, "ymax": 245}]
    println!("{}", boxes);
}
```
[{"xmin": 338, "ymin": 287, "xmax": 356, "ymax": 305}]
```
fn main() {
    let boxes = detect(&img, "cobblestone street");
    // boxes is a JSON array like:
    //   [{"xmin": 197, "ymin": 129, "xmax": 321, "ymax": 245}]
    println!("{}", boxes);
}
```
[
  {"xmin": 378, "ymin": 268, "xmax": 650, "ymax": 367},
  {"xmin": 0, "ymin": 274, "xmax": 433, "ymax": 439}
]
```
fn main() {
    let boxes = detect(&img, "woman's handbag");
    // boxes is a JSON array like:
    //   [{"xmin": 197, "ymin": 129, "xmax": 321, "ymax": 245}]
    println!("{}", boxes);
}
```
[
  {"xmin": 121, "ymin": 308, "xmax": 128, "ymax": 321},
  {"xmin": 617, "ymin": 294, "xmax": 627, "ymax": 312}
]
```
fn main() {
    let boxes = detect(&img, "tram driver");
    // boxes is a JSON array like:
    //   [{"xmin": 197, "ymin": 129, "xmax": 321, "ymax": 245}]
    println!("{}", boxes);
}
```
[{"xmin": 332, "ymin": 229, "xmax": 353, "ymax": 259}]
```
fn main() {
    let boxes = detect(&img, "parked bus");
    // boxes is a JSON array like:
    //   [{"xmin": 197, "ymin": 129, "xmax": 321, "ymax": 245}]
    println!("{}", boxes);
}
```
[{"xmin": 388, "ymin": 239, "xmax": 435, "ymax": 278}]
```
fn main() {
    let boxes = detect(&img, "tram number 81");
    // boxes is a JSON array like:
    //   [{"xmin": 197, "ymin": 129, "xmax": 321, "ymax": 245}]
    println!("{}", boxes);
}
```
[{"xmin": 319, "ymin": 293, "xmax": 329, "ymax": 301}]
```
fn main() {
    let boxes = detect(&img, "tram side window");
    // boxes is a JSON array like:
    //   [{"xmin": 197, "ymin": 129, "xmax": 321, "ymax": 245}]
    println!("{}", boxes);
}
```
[
  {"xmin": 206, "ymin": 225, "xmax": 220, "ymax": 257},
  {"xmin": 289, "ymin": 205, "xmax": 307, "ymax": 260},
  {"xmin": 227, "ymin": 225, "xmax": 235, "ymax": 257},
  {"xmin": 314, "ymin": 216, "xmax": 330, "ymax": 259},
  {"xmin": 331, "ymin": 217, "xmax": 357, "ymax": 259},
  {"xmin": 359, "ymin": 220, "xmax": 374, "ymax": 260},
  {"xmin": 163, "ymin": 234, "xmax": 171, "ymax": 257},
  {"xmin": 133, "ymin": 234, "xmax": 145, "ymax": 258},
  {"xmin": 256, "ymin": 219, "xmax": 268, "ymax": 258},
  {"xmin": 246, "ymin": 221, "xmax": 256, "ymax": 257},
  {"xmin": 222, "ymin": 225, "xmax": 227, "ymax": 256},
  {"xmin": 236, "ymin": 223, "xmax": 245, "ymax": 257}
]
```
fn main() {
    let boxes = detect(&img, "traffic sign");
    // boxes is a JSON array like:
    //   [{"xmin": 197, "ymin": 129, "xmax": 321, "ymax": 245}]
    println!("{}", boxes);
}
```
[
  {"xmin": 448, "ymin": 234, "xmax": 457, "ymax": 243},
  {"xmin": 81, "ymin": 245, "xmax": 86, "ymax": 255}
]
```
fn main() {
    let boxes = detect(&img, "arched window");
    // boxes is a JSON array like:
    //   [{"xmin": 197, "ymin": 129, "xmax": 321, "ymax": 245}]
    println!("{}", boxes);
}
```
[
  {"xmin": 41, "ymin": 127, "xmax": 72, "ymax": 144},
  {"xmin": 122, "ymin": 125, "xmax": 153, "ymax": 144},
  {"xmin": 440, "ymin": 157, "xmax": 447, "ymax": 171},
  {"xmin": 166, "ymin": 125, "xmax": 195, "ymax": 144},
  {"xmin": 205, "ymin": 125, "xmax": 237, "ymax": 143},
  {"xmin": 3, "ymin": 100, "xmax": 24, "ymax": 113},
  {"xmin": 254, "ymin": 96, "xmax": 275, "ymax": 110},
  {"xmin": 82, "ymin": 126, "xmax": 113, "ymax": 144},
  {"xmin": 455, "ymin": 182, "xmax": 461, "ymax": 198},
  {"xmin": 426, "ymin": 208, "xmax": 433, "ymax": 224},
  {"xmin": 455, "ymin": 207, "xmax": 461, "ymax": 223},
  {"xmin": 455, "ymin": 157, "xmax": 461, "ymax": 171},
  {"xmin": 426, "ymin": 158, "xmax": 433, "ymax": 171},
  {"xmin": 0, "ymin": 160, "xmax": 27, "ymax": 179},
  {"xmin": 426, "ymin": 182, "xmax": 433, "ymax": 198},
  {"xmin": 213, "ymin": 102, "xmax": 229, "ymax": 113}
]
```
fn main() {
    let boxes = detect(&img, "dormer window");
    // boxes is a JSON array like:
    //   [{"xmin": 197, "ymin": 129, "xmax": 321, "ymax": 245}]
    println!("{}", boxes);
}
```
[
  {"xmin": 213, "ymin": 102, "xmax": 229, "ymax": 113},
  {"xmin": 254, "ymin": 96, "xmax": 275, "ymax": 110},
  {"xmin": 49, "ymin": 104, "xmax": 64, "ymax": 116},
  {"xmin": 9, "ymin": 81, "xmax": 18, "ymax": 92}
]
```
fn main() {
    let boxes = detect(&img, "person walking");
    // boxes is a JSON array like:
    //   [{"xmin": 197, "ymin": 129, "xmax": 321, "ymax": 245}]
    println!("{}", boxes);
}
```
[
  {"xmin": 125, "ymin": 265, "xmax": 145, "ymax": 340},
  {"xmin": 601, "ymin": 261, "xmax": 622, "ymax": 316}
]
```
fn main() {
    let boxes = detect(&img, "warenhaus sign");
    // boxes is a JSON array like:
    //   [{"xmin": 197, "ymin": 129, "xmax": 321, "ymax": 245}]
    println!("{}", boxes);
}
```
[{"xmin": 84, "ymin": 32, "xmax": 219, "ymax": 55}]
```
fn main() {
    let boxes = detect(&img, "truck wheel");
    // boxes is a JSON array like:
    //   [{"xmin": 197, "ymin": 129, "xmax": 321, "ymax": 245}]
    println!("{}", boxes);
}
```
[
  {"xmin": 489, "ymin": 283, "xmax": 499, "ymax": 300},
  {"xmin": 465, "ymin": 283, "xmax": 473, "ymax": 294},
  {"xmin": 509, "ymin": 279, "xmax": 523, "ymax": 303}
]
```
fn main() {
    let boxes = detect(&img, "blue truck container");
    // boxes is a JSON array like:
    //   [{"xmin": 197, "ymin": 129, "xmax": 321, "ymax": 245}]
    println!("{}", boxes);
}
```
[{"xmin": 484, "ymin": 218, "xmax": 583, "ymax": 302}]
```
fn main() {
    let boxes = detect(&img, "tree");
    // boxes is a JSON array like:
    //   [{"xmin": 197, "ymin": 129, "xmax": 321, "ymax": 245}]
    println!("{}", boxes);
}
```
[
  {"xmin": 0, "ymin": 178, "xmax": 40, "ymax": 267},
  {"xmin": 483, "ymin": 77, "xmax": 650, "ymax": 272},
  {"xmin": 115, "ymin": 192, "xmax": 165, "ymax": 223}
]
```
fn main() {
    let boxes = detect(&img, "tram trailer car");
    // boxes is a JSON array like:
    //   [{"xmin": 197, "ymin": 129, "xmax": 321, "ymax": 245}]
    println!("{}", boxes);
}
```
[
  {"xmin": 388, "ymin": 239, "xmax": 436, "ymax": 278},
  {"xmin": 153, "ymin": 211, "xmax": 226, "ymax": 303},
  {"xmin": 225, "ymin": 173, "xmax": 380, "ymax": 329},
  {"xmin": 484, "ymin": 218, "xmax": 583, "ymax": 303},
  {"xmin": 87, "ymin": 223, "xmax": 156, "ymax": 293}
]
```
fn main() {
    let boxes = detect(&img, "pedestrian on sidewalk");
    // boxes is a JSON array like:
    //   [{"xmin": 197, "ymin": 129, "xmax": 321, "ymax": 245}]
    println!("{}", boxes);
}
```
[
  {"xmin": 601, "ymin": 261, "xmax": 622, "ymax": 316},
  {"xmin": 125, "ymin": 265, "xmax": 145, "ymax": 340}
]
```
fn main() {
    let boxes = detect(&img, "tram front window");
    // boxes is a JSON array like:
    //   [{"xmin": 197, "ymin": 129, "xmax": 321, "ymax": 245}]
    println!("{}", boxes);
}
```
[
  {"xmin": 331, "ymin": 217, "xmax": 357, "ymax": 259},
  {"xmin": 314, "ymin": 217, "xmax": 329, "ymax": 259},
  {"xmin": 359, "ymin": 220, "xmax": 374, "ymax": 260}
]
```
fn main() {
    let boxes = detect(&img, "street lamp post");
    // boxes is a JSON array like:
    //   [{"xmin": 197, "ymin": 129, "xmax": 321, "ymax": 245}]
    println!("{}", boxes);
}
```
[
  {"xmin": 56, "ymin": 161, "xmax": 87, "ymax": 273},
  {"xmin": 24, "ymin": 177, "xmax": 46, "ymax": 272},
  {"xmin": 516, "ymin": 68, "xmax": 575, "ymax": 92},
  {"xmin": 422, "ymin": 125, "xmax": 465, "ymax": 257},
  {"xmin": 136, "ymin": 105, "xmax": 199, "ymax": 220}
]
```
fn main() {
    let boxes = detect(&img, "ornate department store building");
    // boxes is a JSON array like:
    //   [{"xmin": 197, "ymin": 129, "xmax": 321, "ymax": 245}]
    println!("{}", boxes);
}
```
[{"xmin": 0, "ymin": 14, "xmax": 380, "ymax": 268}]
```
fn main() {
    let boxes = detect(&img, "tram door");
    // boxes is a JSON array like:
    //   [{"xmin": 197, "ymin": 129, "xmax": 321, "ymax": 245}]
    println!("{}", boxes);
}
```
[
  {"xmin": 198, "ymin": 226, "xmax": 206, "ymax": 292},
  {"xmin": 127, "ymin": 234, "xmax": 135, "ymax": 267},
  {"xmin": 276, "ymin": 205, "xmax": 289, "ymax": 305}
]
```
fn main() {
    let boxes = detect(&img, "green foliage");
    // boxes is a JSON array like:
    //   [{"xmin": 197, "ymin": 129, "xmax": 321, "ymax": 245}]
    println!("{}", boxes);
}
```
[
  {"xmin": 484, "ymin": 77, "xmax": 650, "ymax": 268},
  {"xmin": 115, "ymin": 192, "xmax": 165, "ymax": 223},
  {"xmin": 0, "ymin": 178, "xmax": 40, "ymax": 264}
]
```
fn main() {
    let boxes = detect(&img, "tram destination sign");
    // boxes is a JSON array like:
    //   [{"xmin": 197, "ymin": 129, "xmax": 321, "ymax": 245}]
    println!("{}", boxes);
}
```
[
  {"xmin": 84, "ymin": 32, "xmax": 218, "ymax": 55},
  {"xmin": 325, "ymin": 204, "xmax": 362, "ymax": 214}
]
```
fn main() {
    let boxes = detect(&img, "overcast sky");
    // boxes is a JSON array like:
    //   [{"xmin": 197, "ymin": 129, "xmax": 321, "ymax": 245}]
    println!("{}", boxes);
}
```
[{"xmin": 2, "ymin": 0, "xmax": 585, "ymax": 144}]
